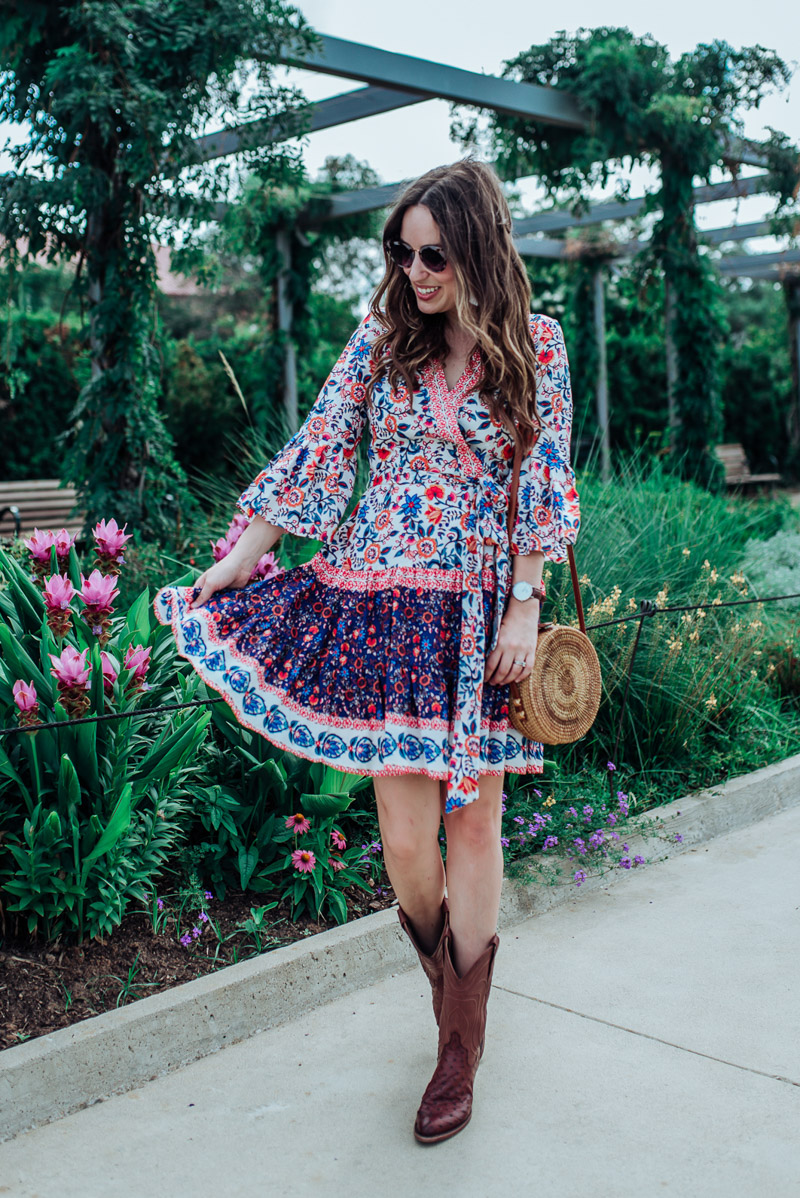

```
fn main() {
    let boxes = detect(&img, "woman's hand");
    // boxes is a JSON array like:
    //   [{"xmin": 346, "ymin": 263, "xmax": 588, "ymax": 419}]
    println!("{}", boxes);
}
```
[
  {"xmin": 484, "ymin": 600, "xmax": 539, "ymax": 687},
  {"xmin": 188, "ymin": 554, "xmax": 254, "ymax": 610}
]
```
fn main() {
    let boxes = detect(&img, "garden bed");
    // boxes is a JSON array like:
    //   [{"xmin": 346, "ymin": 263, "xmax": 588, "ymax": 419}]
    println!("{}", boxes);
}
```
[{"xmin": 0, "ymin": 880, "xmax": 396, "ymax": 1051}]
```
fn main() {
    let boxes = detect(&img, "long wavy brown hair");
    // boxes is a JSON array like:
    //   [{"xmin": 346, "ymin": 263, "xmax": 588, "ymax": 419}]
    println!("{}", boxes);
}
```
[{"xmin": 366, "ymin": 158, "xmax": 540, "ymax": 451}]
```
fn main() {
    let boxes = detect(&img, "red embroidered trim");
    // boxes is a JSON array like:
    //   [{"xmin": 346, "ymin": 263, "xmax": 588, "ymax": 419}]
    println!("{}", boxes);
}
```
[{"xmin": 311, "ymin": 554, "xmax": 496, "ymax": 594}]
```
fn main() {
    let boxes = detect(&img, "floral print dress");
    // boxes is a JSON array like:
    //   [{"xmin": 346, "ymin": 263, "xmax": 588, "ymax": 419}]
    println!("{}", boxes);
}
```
[{"xmin": 154, "ymin": 311, "xmax": 580, "ymax": 813}]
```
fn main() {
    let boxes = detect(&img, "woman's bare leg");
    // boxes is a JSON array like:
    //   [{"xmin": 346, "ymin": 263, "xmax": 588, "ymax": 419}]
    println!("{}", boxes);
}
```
[
  {"xmin": 442, "ymin": 772, "xmax": 505, "ymax": 976},
  {"xmin": 373, "ymin": 772, "xmax": 446, "ymax": 954}
]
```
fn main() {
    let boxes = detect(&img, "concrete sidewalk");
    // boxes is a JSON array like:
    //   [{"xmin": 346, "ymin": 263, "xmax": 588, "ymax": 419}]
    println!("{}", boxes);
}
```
[{"xmin": 1, "ymin": 804, "xmax": 799, "ymax": 1198}]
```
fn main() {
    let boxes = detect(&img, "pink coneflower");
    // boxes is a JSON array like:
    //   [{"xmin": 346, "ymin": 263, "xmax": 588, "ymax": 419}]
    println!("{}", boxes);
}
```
[
  {"xmin": 291, "ymin": 848, "xmax": 316, "ymax": 874},
  {"xmin": 285, "ymin": 812, "xmax": 311, "ymax": 835},
  {"xmin": 13, "ymin": 680, "xmax": 41, "ymax": 730},
  {"xmin": 43, "ymin": 573, "xmax": 76, "ymax": 638},
  {"xmin": 328, "ymin": 856, "xmax": 346, "ymax": 872},
  {"xmin": 100, "ymin": 651, "xmax": 120, "ymax": 698},
  {"xmin": 93, "ymin": 518, "xmax": 133, "ymax": 576},
  {"xmin": 123, "ymin": 644, "xmax": 151, "ymax": 694},
  {"xmin": 49, "ymin": 645, "xmax": 91, "ymax": 717},
  {"xmin": 330, "ymin": 829, "xmax": 347, "ymax": 852}
]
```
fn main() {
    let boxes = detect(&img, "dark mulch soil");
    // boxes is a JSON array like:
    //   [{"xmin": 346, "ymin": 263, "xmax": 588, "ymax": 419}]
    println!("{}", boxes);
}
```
[{"xmin": 0, "ymin": 882, "xmax": 397, "ymax": 1052}]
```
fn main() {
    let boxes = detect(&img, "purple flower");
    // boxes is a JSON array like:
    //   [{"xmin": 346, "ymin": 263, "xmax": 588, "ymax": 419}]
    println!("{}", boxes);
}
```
[
  {"xmin": 567, "ymin": 806, "xmax": 578, "ymax": 819},
  {"xmin": 192, "ymin": 926, "xmax": 201, "ymax": 939},
  {"xmin": 542, "ymin": 835, "xmax": 558, "ymax": 850},
  {"xmin": 500, "ymin": 836, "xmax": 510, "ymax": 848},
  {"xmin": 674, "ymin": 833, "xmax": 683, "ymax": 843},
  {"xmin": 607, "ymin": 762, "xmax": 616, "ymax": 772},
  {"xmin": 179, "ymin": 932, "xmax": 192, "ymax": 947},
  {"xmin": 582, "ymin": 804, "xmax": 594, "ymax": 818},
  {"xmin": 199, "ymin": 911, "xmax": 209, "ymax": 923},
  {"xmin": 573, "ymin": 837, "xmax": 587, "ymax": 854},
  {"xmin": 589, "ymin": 830, "xmax": 605, "ymax": 850},
  {"xmin": 634, "ymin": 855, "xmax": 645, "ymax": 866},
  {"xmin": 610, "ymin": 830, "xmax": 620, "ymax": 840},
  {"xmin": 156, "ymin": 898, "xmax": 164, "ymax": 911},
  {"xmin": 620, "ymin": 857, "xmax": 632, "ymax": 870},
  {"xmin": 574, "ymin": 869, "xmax": 587, "ymax": 887},
  {"xmin": 533, "ymin": 788, "xmax": 542, "ymax": 798},
  {"xmin": 606, "ymin": 812, "xmax": 617, "ymax": 825},
  {"xmin": 513, "ymin": 815, "xmax": 525, "ymax": 825},
  {"xmin": 369, "ymin": 841, "xmax": 382, "ymax": 855},
  {"xmin": 623, "ymin": 843, "xmax": 629, "ymax": 851},
  {"xmin": 204, "ymin": 890, "xmax": 213, "ymax": 900}
]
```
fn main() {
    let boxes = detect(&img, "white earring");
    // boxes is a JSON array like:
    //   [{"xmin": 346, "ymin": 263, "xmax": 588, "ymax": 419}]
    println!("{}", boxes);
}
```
[{"xmin": 469, "ymin": 293, "xmax": 479, "ymax": 306}]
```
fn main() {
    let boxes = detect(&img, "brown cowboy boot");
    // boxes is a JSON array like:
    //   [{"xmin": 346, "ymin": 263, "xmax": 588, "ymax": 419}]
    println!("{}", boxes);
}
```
[
  {"xmin": 397, "ymin": 899, "xmax": 449, "ymax": 1025},
  {"xmin": 413, "ymin": 928, "xmax": 499, "ymax": 1144}
]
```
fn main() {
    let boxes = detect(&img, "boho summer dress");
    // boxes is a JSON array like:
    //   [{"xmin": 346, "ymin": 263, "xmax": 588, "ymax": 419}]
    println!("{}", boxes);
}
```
[{"xmin": 153, "ymin": 310, "xmax": 580, "ymax": 814}]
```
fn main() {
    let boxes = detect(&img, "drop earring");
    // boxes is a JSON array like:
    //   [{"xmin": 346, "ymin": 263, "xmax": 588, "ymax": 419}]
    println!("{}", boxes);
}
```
[{"xmin": 469, "ymin": 293, "xmax": 479, "ymax": 306}]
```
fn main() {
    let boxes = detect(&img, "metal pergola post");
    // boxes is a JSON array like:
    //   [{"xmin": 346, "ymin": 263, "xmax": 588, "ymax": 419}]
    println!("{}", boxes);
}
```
[
  {"xmin": 275, "ymin": 228, "xmax": 298, "ymax": 431},
  {"xmin": 593, "ymin": 264, "xmax": 611, "ymax": 481}
]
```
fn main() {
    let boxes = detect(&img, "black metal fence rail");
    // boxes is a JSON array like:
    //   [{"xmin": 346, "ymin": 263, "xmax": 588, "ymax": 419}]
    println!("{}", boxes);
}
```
[{"xmin": 1, "ymin": 590, "xmax": 798, "ymax": 740}]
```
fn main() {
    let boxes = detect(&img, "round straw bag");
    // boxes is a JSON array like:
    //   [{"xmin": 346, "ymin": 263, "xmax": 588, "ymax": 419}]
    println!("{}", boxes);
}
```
[{"xmin": 505, "ymin": 439, "xmax": 602, "ymax": 744}]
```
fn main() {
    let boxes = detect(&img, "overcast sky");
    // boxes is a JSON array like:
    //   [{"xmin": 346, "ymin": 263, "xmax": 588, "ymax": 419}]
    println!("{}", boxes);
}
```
[
  {"xmin": 2, "ymin": 1, "xmax": 798, "ymax": 245},
  {"xmin": 281, "ymin": 0, "xmax": 800, "ymax": 237}
]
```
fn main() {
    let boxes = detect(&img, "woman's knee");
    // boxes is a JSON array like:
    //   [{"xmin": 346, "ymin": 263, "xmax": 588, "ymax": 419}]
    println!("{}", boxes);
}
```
[
  {"xmin": 374, "ymin": 775, "xmax": 441, "ymax": 864},
  {"xmin": 444, "ymin": 793, "xmax": 502, "ymax": 853}
]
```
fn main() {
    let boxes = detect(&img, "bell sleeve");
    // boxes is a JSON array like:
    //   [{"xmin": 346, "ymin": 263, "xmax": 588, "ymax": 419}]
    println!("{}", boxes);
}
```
[
  {"xmin": 509, "ymin": 314, "xmax": 581, "ymax": 563},
  {"xmin": 236, "ymin": 314, "xmax": 374, "ymax": 541}
]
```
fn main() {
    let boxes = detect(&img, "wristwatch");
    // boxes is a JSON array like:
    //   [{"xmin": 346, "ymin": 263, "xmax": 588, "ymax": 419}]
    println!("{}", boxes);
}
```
[{"xmin": 511, "ymin": 580, "xmax": 546, "ymax": 603}]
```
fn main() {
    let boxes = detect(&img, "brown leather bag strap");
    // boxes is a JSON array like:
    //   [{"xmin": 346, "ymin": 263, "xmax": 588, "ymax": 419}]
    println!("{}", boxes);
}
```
[{"xmin": 507, "ymin": 434, "xmax": 584, "ymax": 632}]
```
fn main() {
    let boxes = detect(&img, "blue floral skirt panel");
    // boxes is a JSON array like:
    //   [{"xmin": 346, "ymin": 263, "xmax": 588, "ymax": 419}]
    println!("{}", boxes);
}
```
[{"xmin": 153, "ymin": 560, "xmax": 543, "ymax": 792}]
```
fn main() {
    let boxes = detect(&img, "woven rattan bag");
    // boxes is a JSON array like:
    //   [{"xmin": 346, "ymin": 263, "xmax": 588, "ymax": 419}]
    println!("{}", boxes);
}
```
[{"xmin": 505, "ymin": 438, "xmax": 601, "ymax": 744}]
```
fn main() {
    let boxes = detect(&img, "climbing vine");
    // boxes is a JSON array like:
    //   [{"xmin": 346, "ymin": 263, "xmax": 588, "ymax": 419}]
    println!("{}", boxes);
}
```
[
  {"xmin": 453, "ymin": 28, "xmax": 799, "ymax": 488},
  {"xmin": 0, "ymin": 0, "xmax": 313, "ymax": 539}
]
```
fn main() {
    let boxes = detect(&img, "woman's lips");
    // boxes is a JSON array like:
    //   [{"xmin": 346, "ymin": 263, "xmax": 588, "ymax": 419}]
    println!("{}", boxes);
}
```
[{"xmin": 416, "ymin": 286, "xmax": 440, "ymax": 299}]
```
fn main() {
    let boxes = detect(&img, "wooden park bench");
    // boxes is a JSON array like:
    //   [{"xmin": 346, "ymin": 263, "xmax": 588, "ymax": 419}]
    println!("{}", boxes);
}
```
[
  {"xmin": 715, "ymin": 443, "xmax": 782, "ymax": 492},
  {"xmin": 0, "ymin": 479, "xmax": 85, "ymax": 543}
]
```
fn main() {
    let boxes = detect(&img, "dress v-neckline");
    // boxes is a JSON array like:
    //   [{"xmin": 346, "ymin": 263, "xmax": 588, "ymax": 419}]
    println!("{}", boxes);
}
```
[{"xmin": 434, "ymin": 345, "xmax": 482, "ymax": 399}]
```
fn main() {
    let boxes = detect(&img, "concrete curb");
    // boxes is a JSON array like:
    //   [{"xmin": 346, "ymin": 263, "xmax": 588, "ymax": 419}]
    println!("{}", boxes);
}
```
[{"xmin": 2, "ymin": 751, "xmax": 799, "ymax": 1143}]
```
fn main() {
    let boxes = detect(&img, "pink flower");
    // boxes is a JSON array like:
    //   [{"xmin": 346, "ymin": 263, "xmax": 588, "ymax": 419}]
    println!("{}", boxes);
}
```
[
  {"xmin": 43, "ymin": 574, "xmax": 76, "ymax": 612},
  {"xmin": 23, "ymin": 528, "xmax": 56, "ymax": 564},
  {"xmin": 53, "ymin": 529, "xmax": 76, "ymax": 561},
  {"xmin": 211, "ymin": 532, "xmax": 238, "ymax": 563},
  {"xmin": 93, "ymin": 518, "xmax": 133, "ymax": 560},
  {"xmin": 285, "ymin": 812, "xmax": 311, "ymax": 835},
  {"xmin": 330, "ymin": 829, "xmax": 347, "ymax": 852},
  {"xmin": 13, "ymin": 680, "xmax": 39, "ymax": 713},
  {"xmin": 49, "ymin": 644, "xmax": 91, "ymax": 690},
  {"xmin": 123, "ymin": 644, "xmax": 151, "ymax": 680},
  {"xmin": 328, "ymin": 856, "xmax": 346, "ymax": 872},
  {"xmin": 78, "ymin": 569, "xmax": 119, "ymax": 615},
  {"xmin": 100, "ymin": 651, "xmax": 120, "ymax": 696},
  {"xmin": 250, "ymin": 552, "xmax": 285, "ymax": 582},
  {"xmin": 291, "ymin": 848, "xmax": 316, "ymax": 874}
]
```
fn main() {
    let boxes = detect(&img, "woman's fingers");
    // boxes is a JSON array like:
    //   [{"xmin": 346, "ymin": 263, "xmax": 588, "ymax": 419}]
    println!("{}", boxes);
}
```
[{"xmin": 188, "ymin": 572, "xmax": 209, "ymax": 609}]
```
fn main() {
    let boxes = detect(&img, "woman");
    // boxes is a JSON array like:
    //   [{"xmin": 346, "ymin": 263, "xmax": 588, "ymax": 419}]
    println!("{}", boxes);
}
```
[{"xmin": 154, "ymin": 158, "xmax": 579, "ymax": 1144}]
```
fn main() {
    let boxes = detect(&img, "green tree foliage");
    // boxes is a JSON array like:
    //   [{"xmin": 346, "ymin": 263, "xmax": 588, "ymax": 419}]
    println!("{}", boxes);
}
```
[
  {"xmin": 0, "ymin": 0, "xmax": 313, "ymax": 539},
  {"xmin": 453, "ymin": 28, "xmax": 798, "ymax": 488}
]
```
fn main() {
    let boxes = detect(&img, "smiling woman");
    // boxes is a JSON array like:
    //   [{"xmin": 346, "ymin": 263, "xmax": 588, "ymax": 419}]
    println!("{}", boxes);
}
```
[{"xmin": 153, "ymin": 157, "xmax": 579, "ymax": 1147}]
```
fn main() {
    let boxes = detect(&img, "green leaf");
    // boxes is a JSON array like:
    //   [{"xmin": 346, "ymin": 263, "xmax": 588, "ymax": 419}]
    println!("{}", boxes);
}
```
[
  {"xmin": 124, "ymin": 587, "xmax": 151, "ymax": 649},
  {"xmin": 130, "ymin": 709, "xmax": 210, "ymax": 790},
  {"xmin": 299, "ymin": 790, "xmax": 357, "ymax": 817},
  {"xmin": 80, "ymin": 785, "xmax": 132, "ymax": 880},
  {"xmin": 0, "ymin": 622, "xmax": 53, "ymax": 703},
  {"xmin": 57, "ymin": 754, "xmax": 81, "ymax": 809},
  {"xmin": 325, "ymin": 889, "xmax": 348, "ymax": 925},
  {"xmin": 237, "ymin": 845, "xmax": 258, "ymax": 890}
]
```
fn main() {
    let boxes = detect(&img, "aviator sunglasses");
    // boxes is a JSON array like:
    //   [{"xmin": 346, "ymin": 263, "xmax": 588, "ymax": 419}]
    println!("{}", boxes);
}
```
[{"xmin": 386, "ymin": 238, "xmax": 449, "ymax": 273}]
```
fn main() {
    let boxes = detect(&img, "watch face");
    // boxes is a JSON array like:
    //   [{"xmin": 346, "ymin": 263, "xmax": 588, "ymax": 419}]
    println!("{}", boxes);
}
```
[{"xmin": 512, "ymin": 581, "xmax": 533, "ymax": 601}]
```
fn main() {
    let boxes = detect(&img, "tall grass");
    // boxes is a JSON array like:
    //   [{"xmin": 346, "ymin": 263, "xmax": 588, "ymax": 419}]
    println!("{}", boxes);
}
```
[{"xmin": 536, "ymin": 455, "xmax": 800, "ymax": 809}]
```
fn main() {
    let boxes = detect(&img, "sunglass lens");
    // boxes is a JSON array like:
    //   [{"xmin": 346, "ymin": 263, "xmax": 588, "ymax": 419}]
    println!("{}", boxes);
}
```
[
  {"xmin": 419, "ymin": 247, "xmax": 447, "ymax": 272},
  {"xmin": 387, "ymin": 240, "xmax": 414, "ymax": 269}
]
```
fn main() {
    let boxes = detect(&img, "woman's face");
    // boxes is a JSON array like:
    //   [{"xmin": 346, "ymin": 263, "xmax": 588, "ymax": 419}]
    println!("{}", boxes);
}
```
[{"xmin": 397, "ymin": 204, "xmax": 458, "ymax": 317}]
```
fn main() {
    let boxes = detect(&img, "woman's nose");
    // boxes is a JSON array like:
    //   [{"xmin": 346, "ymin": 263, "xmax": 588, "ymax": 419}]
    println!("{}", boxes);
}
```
[{"xmin": 408, "ymin": 254, "xmax": 429, "ymax": 284}]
